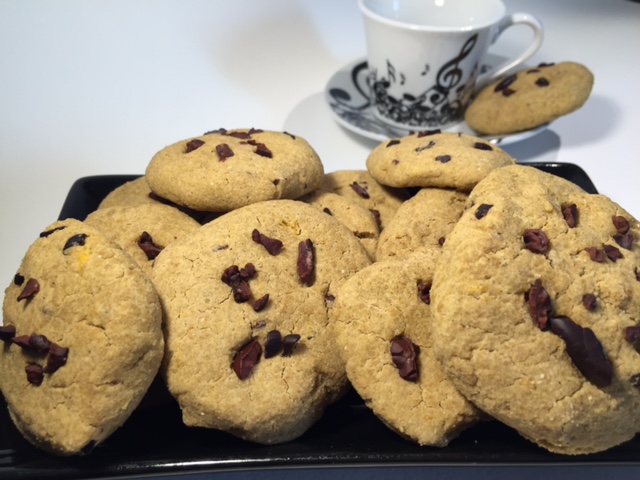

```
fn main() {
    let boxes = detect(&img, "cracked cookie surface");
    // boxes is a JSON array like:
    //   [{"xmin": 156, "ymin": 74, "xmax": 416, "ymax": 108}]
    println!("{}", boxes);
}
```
[
  {"xmin": 331, "ymin": 253, "xmax": 481, "ymax": 446},
  {"xmin": 151, "ymin": 199, "xmax": 371, "ymax": 444},
  {"xmin": 431, "ymin": 165, "xmax": 640, "ymax": 454},
  {"xmin": 0, "ymin": 219, "xmax": 164, "ymax": 455}
]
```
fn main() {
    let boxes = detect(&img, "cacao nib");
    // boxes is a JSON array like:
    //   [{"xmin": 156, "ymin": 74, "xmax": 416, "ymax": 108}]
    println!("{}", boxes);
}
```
[
  {"xmin": 239, "ymin": 263, "xmax": 256, "ymax": 280},
  {"xmin": 0, "ymin": 325, "xmax": 16, "ymax": 342},
  {"xmin": 13, "ymin": 274, "xmax": 24, "ymax": 286},
  {"xmin": 39, "ymin": 226, "xmax": 67, "ymax": 238},
  {"xmin": 417, "ymin": 282, "xmax": 431, "ymax": 305},
  {"xmin": 25, "ymin": 364, "xmax": 44, "ymax": 386},
  {"xmin": 561, "ymin": 203, "xmax": 578, "ymax": 228},
  {"xmin": 28, "ymin": 334, "xmax": 51, "ymax": 354},
  {"xmin": 44, "ymin": 343, "xmax": 69, "ymax": 374},
  {"xmin": 438, "ymin": 236, "xmax": 446, "ymax": 246},
  {"xmin": 435, "ymin": 155, "xmax": 451, "ymax": 163},
  {"xmin": 216, "ymin": 143, "xmax": 234, "ymax": 161},
  {"xmin": 473, "ymin": 142, "xmax": 493, "ymax": 151},
  {"xmin": 350, "ymin": 182, "xmax": 370, "ymax": 199},
  {"xmin": 527, "ymin": 280, "xmax": 552, "ymax": 330},
  {"xmin": 475, "ymin": 203, "xmax": 493, "ymax": 219},
  {"xmin": 415, "ymin": 140, "xmax": 436, "ymax": 152},
  {"xmin": 322, "ymin": 207, "xmax": 332, "ymax": 215},
  {"xmin": 538, "ymin": 62, "xmax": 555, "ymax": 67},
  {"xmin": 264, "ymin": 330, "xmax": 282, "ymax": 358},
  {"xmin": 273, "ymin": 178, "xmax": 280, "ymax": 186},
  {"xmin": 251, "ymin": 229, "xmax": 283, "ymax": 255},
  {"xmin": 204, "ymin": 128, "xmax": 226, "ymax": 135},
  {"xmin": 502, "ymin": 88, "xmax": 516, "ymax": 97},
  {"xmin": 585, "ymin": 247, "xmax": 605, "ymax": 263},
  {"xmin": 11, "ymin": 335, "xmax": 32, "ymax": 350},
  {"xmin": 248, "ymin": 140, "xmax": 272, "ymax": 158},
  {"xmin": 63, "ymin": 233, "xmax": 88, "ymax": 252},
  {"xmin": 225, "ymin": 131, "xmax": 252, "ymax": 139},
  {"xmin": 297, "ymin": 239, "xmax": 315, "ymax": 286},
  {"xmin": 526, "ymin": 68, "xmax": 541, "ymax": 74},
  {"xmin": 495, "ymin": 74, "xmax": 517, "ymax": 92},
  {"xmin": 185, "ymin": 139, "xmax": 205, "ymax": 153},
  {"xmin": 535, "ymin": 77, "xmax": 550, "ymax": 87},
  {"xmin": 248, "ymin": 128, "xmax": 264, "ymax": 135},
  {"xmin": 370, "ymin": 209, "xmax": 382, "ymax": 229},
  {"xmin": 137, "ymin": 232, "xmax": 163, "ymax": 260},
  {"xmin": 548, "ymin": 316, "xmax": 613, "ymax": 388},
  {"xmin": 252, "ymin": 294, "xmax": 269, "ymax": 312},
  {"xmin": 284, "ymin": 131, "xmax": 296, "ymax": 140},
  {"xmin": 17, "ymin": 278, "xmax": 40, "ymax": 302},
  {"xmin": 582, "ymin": 294, "xmax": 597, "ymax": 311},
  {"xmin": 391, "ymin": 159, "xmax": 400, "ymax": 165},
  {"xmin": 614, "ymin": 233, "xmax": 634, "ymax": 250},
  {"xmin": 282, "ymin": 334, "xmax": 301, "ymax": 356},
  {"xmin": 387, "ymin": 139, "xmax": 400, "ymax": 147},
  {"xmin": 417, "ymin": 129, "xmax": 441, "ymax": 137},
  {"xmin": 612, "ymin": 216, "xmax": 630, "ymax": 234},
  {"xmin": 523, "ymin": 229, "xmax": 550, "ymax": 254},
  {"xmin": 625, "ymin": 326, "xmax": 640, "ymax": 346},
  {"xmin": 233, "ymin": 281, "xmax": 252, "ymax": 303},
  {"xmin": 390, "ymin": 336, "xmax": 419, "ymax": 382},
  {"xmin": 221, "ymin": 264, "xmax": 255, "ymax": 303},
  {"xmin": 232, "ymin": 339, "xmax": 262, "ymax": 380},
  {"xmin": 603, "ymin": 244, "xmax": 623, "ymax": 262}
]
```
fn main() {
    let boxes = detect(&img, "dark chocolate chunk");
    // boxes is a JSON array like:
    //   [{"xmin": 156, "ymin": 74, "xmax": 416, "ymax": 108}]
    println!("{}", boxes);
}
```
[
  {"xmin": 585, "ymin": 247, "xmax": 605, "ymax": 263},
  {"xmin": 13, "ymin": 274, "xmax": 24, "ymax": 286},
  {"xmin": 473, "ymin": 142, "xmax": 493, "ymax": 151},
  {"xmin": 475, "ymin": 203, "xmax": 493, "ymax": 219},
  {"xmin": 535, "ymin": 77, "xmax": 550, "ymax": 87},
  {"xmin": 282, "ymin": 334, "xmax": 301, "ymax": 356},
  {"xmin": 417, "ymin": 129, "xmax": 441, "ymax": 137},
  {"xmin": 232, "ymin": 339, "xmax": 262, "ymax": 380},
  {"xmin": 248, "ymin": 140, "xmax": 273, "ymax": 158},
  {"xmin": 28, "ymin": 333, "xmax": 51, "ymax": 354},
  {"xmin": 215, "ymin": 143, "xmax": 234, "ymax": 161},
  {"xmin": 137, "ymin": 231, "xmax": 164, "ymax": 261},
  {"xmin": 350, "ymin": 182, "xmax": 370, "ymax": 199},
  {"xmin": 185, "ymin": 139, "xmax": 205, "ymax": 153},
  {"xmin": 614, "ymin": 233, "xmax": 634, "ymax": 250},
  {"xmin": 370, "ymin": 209, "xmax": 382, "ymax": 229},
  {"xmin": 39, "ymin": 226, "xmax": 67, "ymax": 238},
  {"xmin": 624, "ymin": 326, "xmax": 640, "ymax": 346},
  {"xmin": 527, "ymin": 280, "xmax": 552, "ymax": 330},
  {"xmin": 494, "ymin": 74, "xmax": 517, "ymax": 92},
  {"xmin": 11, "ymin": 335, "xmax": 32, "ymax": 350},
  {"xmin": 435, "ymin": 154, "xmax": 451, "ymax": 163},
  {"xmin": 562, "ymin": 203, "xmax": 578, "ymax": 228},
  {"xmin": 387, "ymin": 139, "xmax": 400, "ymax": 147},
  {"xmin": 604, "ymin": 244, "xmax": 623, "ymax": 262},
  {"xmin": 225, "ymin": 131, "xmax": 252, "ymax": 139},
  {"xmin": 25, "ymin": 364, "xmax": 44, "ymax": 386},
  {"xmin": 417, "ymin": 282, "xmax": 431, "ymax": 305},
  {"xmin": 322, "ymin": 207, "xmax": 332, "ymax": 215},
  {"xmin": 248, "ymin": 128, "xmax": 264, "ymax": 135},
  {"xmin": 17, "ymin": 278, "xmax": 40, "ymax": 302},
  {"xmin": 264, "ymin": 330, "xmax": 282, "ymax": 358},
  {"xmin": 297, "ymin": 239, "xmax": 315, "ymax": 286},
  {"xmin": 0, "ymin": 325, "xmax": 16, "ymax": 342},
  {"xmin": 523, "ymin": 229, "xmax": 550, "ymax": 254},
  {"xmin": 502, "ymin": 88, "xmax": 516, "ymax": 97},
  {"xmin": 63, "ymin": 233, "xmax": 88, "ymax": 252},
  {"xmin": 582, "ymin": 294, "xmax": 597, "ymax": 311},
  {"xmin": 251, "ymin": 229, "xmax": 283, "ymax": 255},
  {"xmin": 548, "ymin": 316, "xmax": 613, "ymax": 388},
  {"xmin": 612, "ymin": 216, "xmax": 630, "ymax": 234},
  {"xmin": 204, "ymin": 128, "xmax": 227, "ymax": 135},
  {"xmin": 538, "ymin": 62, "xmax": 555, "ymax": 67},
  {"xmin": 252, "ymin": 294, "xmax": 269, "ymax": 312},
  {"xmin": 44, "ymin": 343, "xmax": 69, "ymax": 374},
  {"xmin": 390, "ymin": 336, "xmax": 419, "ymax": 382},
  {"xmin": 438, "ymin": 236, "xmax": 446, "ymax": 246},
  {"xmin": 273, "ymin": 178, "xmax": 280, "ymax": 186}
]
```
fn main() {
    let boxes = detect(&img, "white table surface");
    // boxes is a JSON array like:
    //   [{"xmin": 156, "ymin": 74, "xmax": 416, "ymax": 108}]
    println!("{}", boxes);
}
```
[{"xmin": 1, "ymin": 1, "xmax": 640, "ymax": 478}]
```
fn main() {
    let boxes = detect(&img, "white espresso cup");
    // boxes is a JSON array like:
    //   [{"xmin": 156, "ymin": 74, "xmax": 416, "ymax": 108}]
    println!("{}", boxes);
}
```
[{"xmin": 358, "ymin": 0, "xmax": 544, "ymax": 129}]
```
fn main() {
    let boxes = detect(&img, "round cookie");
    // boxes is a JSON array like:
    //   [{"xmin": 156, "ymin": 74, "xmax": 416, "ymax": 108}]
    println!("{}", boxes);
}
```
[
  {"xmin": 151, "ymin": 199, "xmax": 372, "ymax": 444},
  {"xmin": 145, "ymin": 128, "xmax": 324, "ymax": 212},
  {"xmin": 0, "ymin": 219, "xmax": 164, "ymax": 455},
  {"xmin": 330, "ymin": 253, "xmax": 481, "ymax": 446},
  {"xmin": 85, "ymin": 204, "xmax": 201, "ymax": 276},
  {"xmin": 366, "ymin": 131, "xmax": 515, "ymax": 192},
  {"xmin": 465, "ymin": 62, "xmax": 594, "ymax": 135},
  {"xmin": 430, "ymin": 164, "xmax": 640, "ymax": 454},
  {"xmin": 376, "ymin": 187, "xmax": 468, "ymax": 262},
  {"xmin": 98, "ymin": 176, "xmax": 159, "ymax": 210},
  {"xmin": 300, "ymin": 190, "xmax": 380, "ymax": 259},
  {"xmin": 316, "ymin": 170, "xmax": 409, "ymax": 230}
]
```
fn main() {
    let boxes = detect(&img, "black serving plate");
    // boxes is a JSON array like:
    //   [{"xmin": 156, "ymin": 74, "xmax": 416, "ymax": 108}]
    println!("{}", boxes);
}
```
[{"xmin": 4, "ymin": 163, "xmax": 636, "ymax": 480}]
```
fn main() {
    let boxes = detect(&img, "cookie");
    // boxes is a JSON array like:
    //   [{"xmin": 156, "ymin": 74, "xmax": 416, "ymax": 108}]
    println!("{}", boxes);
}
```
[
  {"xmin": 98, "ymin": 176, "xmax": 159, "ymax": 210},
  {"xmin": 366, "ymin": 131, "xmax": 515, "ymax": 191},
  {"xmin": 151, "ymin": 199, "xmax": 371, "ymax": 444},
  {"xmin": 465, "ymin": 62, "xmax": 594, "ymax": 135},
  {"xmin": 300, "ymin": 190, "xmax": 380, "ymax": 259},
  {"xmin": 376, "ymin": 187, "xmax": 468, "ymax": 262},
  {"xmin": 331, "ymin": 253, "xmax": 481, "ymax": 446},
  {"xmin": 145, "ymin": 129, "xmax": 324, "ymax": 212},
  {"xmin": 430, "ymin": 164, "xmax": 640, "ymax": 454},
  {"xmin": 0, "ymin": 219, "xmax": 164, "ymax": 455},
  {"xmin": 316, "ymin": 170, "xmax": 409, "ymax": 230},
  {"xmin": 85, "ymin": 203, "xmax": 201, "ymax": 275}
]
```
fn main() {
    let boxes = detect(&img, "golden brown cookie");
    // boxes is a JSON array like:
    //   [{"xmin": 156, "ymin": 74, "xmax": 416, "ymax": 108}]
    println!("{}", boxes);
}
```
[
  {"xmin": 431, "ymin": 165, "xmax": 640, "ymax": 454},
  {"xmin": 465, "ymin": 62, "xmax": 594, "ymax": 135}
]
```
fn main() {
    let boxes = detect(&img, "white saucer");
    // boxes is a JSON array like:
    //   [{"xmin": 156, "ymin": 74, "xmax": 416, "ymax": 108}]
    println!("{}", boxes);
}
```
[{"xmin": 324, "ymin": 58, "xmax": 547, "ymax": 146}]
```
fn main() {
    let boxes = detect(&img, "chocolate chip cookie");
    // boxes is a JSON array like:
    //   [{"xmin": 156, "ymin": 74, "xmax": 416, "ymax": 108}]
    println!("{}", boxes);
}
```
[
  {"xmin": 431, "ymin": 165, "xmax": 640, "ymax": 454},
  {"xmin": 0, "ymin": 219, "xmax": 164, "ymax": 455}
]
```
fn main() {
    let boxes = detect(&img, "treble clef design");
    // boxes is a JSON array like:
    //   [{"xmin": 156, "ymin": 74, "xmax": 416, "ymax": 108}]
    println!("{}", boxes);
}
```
[{"xmin": 436, "ymin": 34, "xmax": 478, "ymax": 91}]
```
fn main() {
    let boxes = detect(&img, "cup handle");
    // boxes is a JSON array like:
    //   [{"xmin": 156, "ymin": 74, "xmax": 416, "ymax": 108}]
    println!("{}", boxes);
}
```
[{"xmin": 475, "ymin": 13, "xmax": 544, "ymax": 92}]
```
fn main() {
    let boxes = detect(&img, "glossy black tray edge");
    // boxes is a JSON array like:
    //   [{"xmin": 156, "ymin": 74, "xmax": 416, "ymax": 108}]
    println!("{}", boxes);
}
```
[{"xmin": 5, "ymin": 163, "xmax": 637, "ymax": 480}]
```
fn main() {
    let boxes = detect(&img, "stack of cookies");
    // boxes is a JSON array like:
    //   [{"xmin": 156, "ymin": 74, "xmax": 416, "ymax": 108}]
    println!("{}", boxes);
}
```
[{"xmin": 1, "ymin": 121, "xmax": 639, "ymax": 457}]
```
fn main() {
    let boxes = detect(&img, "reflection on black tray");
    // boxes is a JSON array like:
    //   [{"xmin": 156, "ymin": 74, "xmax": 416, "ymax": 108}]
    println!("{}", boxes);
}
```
[{"xmin": 4, "ymin": 163, "xmax": 637, "ymax": 480}]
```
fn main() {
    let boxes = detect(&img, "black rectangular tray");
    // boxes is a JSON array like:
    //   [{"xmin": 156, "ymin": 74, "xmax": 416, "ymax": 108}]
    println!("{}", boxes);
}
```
[{"xmin": 3, "ymin": 163, "xmax": 637, "ymax": 480}]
